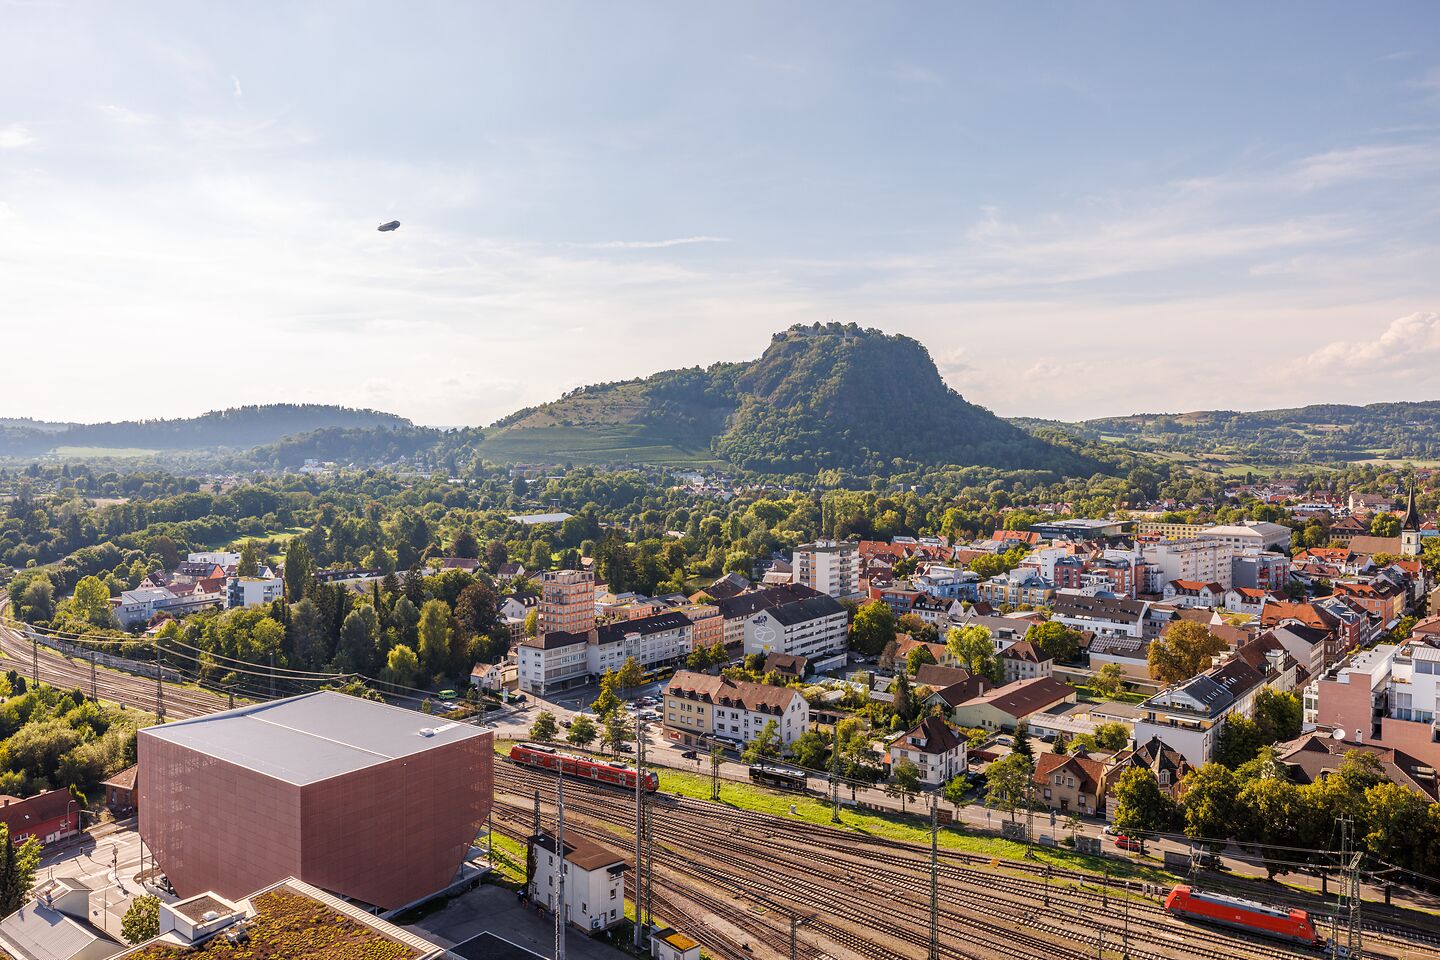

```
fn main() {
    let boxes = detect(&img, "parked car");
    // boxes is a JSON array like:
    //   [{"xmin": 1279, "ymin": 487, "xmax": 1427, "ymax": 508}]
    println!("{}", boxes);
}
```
[
  {"xmin": 681, "ymin": 750, "xmax": 699, "ymax": 760},
  {"xmin": 1114, "ymin": 835, "xmax": 1144, "ymax": 852}
]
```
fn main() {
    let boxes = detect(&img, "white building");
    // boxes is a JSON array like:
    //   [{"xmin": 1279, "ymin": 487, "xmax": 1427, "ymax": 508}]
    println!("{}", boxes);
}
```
[
  {"xmin": 1198, "ymin": 521, "xmax": 1292, "ymax": 554},
  {"xmin": 1139, "ymin": 539, "xmax": 1232, "ymax": 593},
  {"xmin": 0, "ymin": 878, "xmax": 121, "ymax": 960},
  {"xmin": 529, "ymin": 829, "xmax": 626, "ymax": 933},
  {"xmin": 591, "ymin": 611, "xmax": 694, "ymax": 676},
  {"xmin": 663, "ymin": 670, "xmax": 811, "ymax": 748},
  {"xmin": 1131, "ymin": 656, "xmax": 1270, "ymax": 766},
  {"xmin": 887, "ymin": 715, "xmax": 967, "ymax": 786},
  {"xmin": 740, "ymin": 593, "xmax": 848, "ymax": 665},
  {"xmin": 227, "ymin": 575, "xmax": 284, "ymax": 609},
  {"xmin": 187, "ymin": 551, "xmax": 242, "ymax": 568},
  {"xmin": 1051, "ymin": 595, "xmax": 1148, "ymax": 639},
  {"xmin": 517, "ymin": 632, "xmax": 591, "ymax": 695},
  {"xmin": 793, "ymin": 540, "xmax": 861, "ymax": 598},
  {"xmin": 1161, "ymin": 580, "xmax": 1225, "ymax": 609}
]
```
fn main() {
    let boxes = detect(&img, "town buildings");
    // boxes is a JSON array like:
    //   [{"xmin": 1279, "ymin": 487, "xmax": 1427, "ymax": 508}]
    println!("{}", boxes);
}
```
[
  {"xmin": 948, "ymin": 676, "xmax": 1076, "ymax": 732},
  {"xmin": 0, "ymin": 877, "xmax": 121, "ymax": 960},
  {"xmin": 662, "ymin": 670, "xmax": 810, "ymax": 748},
  {"xmin": 1131, "ymin": 654, "xmax": 1284, "ymax": 765},
  {"xmin": 716, "ymin": 584, "xmax": 848, "ymax": 668},
  {"xmin": 1033, "ymin": 750, "xmax": 1107, "ymax": 816},
  {"xmin": 0, "ymin": 789, "xmax": 79, "ymax": 846},
  {"xmin": 227, "ymin": 573, "xmax": 284, "ymax": 609},
  {"xmin": 138, "ymin": 691, "xmax": 493, "ymax": 909},
  {"xmin": 793, "ymin": 540, "xmax": 861, "ymax": 598}
]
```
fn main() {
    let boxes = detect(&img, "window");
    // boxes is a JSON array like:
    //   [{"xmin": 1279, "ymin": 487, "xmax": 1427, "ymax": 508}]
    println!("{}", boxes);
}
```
[{"xmin": 610, "ymin": 889, "xmax": 617, "ymax": 900}]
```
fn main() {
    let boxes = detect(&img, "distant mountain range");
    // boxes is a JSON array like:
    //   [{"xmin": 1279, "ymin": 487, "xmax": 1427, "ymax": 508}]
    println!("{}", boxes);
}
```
[
  {"xmin": 7, "ymin": 339, "xmax": 1438, "ymax": 475},
  {"xmin": 471, "ymin": 323, "xmax": 1102, "ymax": 475},
  {"xmin": 0, "ymin": 405, "xmax": 411, "ymax": 458},
  {"xmin": 1022, "ymin": 401, "xmax": 1440, "ymax": 468}
]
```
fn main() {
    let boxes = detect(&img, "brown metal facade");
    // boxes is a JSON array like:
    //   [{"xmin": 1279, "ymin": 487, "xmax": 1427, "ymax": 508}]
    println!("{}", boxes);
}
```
[{"xmin": 140, "ymin": 729, "xmax": 493, "ymax": 909}]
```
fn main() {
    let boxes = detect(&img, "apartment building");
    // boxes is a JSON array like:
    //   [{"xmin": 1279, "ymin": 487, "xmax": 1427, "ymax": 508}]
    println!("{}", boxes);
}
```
[
  {"xmin": 1051, "ymin": 595, "xmax": 1148, "ymax": 639},
  {"xmin": 517, "ymin": 631, "xmax": 591, "ymax": 695},
  {"xmin": 1139, "ymin": 539, "xmax": 1232, "ymax": 593},
  {"xmin": 227, "ymin": 574, "xmax": 284, "ymax": 609},
  {"xmin": 1309, "ymin": 641, "xmax": 1440, "ymax": 768},
  {"xmin": 793, "ymin": 540, "xmax": 861, "ymax": 598},
  {"xmin": 716, "ymin": 584, "xmax": 847, "ymax": 667},
  {"xmin": 1132, "ymin": 657, "xmax": 1268, "ymax": 766},
  {"xmin": 975, "ymin": 567, "xmax": 1055, "ymax": 607},
  {"xmin": 591, "ymin": 611, "xmax": 694, "ymax": 676},
  {"xmin": 662, "ymin": 670, "xmax": 810, "ymax": 748},
  {"xmin": 541, "ymin": 569, "xmax": 596, "ymax": 636},
  {"xmin": 1161, "ymin": 580, "xmax": 1225, "ymax": 609}
]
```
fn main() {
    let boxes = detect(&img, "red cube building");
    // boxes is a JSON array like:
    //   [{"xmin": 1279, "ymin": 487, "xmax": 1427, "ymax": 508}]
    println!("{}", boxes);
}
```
[{"xmin": 138, "ymin": 691, "xmax": 493, "ymax": 909}]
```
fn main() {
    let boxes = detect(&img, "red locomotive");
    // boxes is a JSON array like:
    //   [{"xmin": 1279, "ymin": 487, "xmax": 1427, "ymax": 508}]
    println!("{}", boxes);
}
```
[
  {"xmin": 1164, "ymin": 884, "xmax": 1322, "ymax": 946},
  {"xmin": 509, "ymin": 742, "xmax": 659, "ymax": 792}
]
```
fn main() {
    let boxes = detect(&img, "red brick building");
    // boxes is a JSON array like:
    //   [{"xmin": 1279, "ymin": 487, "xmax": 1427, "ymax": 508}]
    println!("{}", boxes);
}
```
[
  {"xmin": 139, "ymin": 691, "xmax": 493, "ymax": 910},
  {"xmin": 0, "ymin": 789, "xmax": 79, "ymax": 845}
]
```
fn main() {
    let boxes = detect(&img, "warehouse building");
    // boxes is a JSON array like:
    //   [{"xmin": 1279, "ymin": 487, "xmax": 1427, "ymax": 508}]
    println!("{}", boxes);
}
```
[{"xmin": 138, "ymin": 691, "xmax": 493, "ymax": 910}]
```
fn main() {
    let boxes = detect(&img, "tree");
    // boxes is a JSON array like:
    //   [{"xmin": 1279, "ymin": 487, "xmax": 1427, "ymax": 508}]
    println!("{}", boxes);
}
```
[
  {"xmin": 1012, "ymin": 720, "xmax": 1033, "ymax": 760},
  {"xmin": 238, "ymin": 540, "xmax": 265, "ymax": 578},
  {"xmin": 984, "ymin": 752, "xmax": 1034, "ymax": 822},
  {"xmin": 906, "ymin": 644, "xmax": 937, "ymax": 675},
  {"xmin": 1371, "ymin": 513, "xmax": 1401, "ymax": 537},
  {"xmin": 685, "ymin": 645, "xmax": 710, "ymax": 671},
  {"xmin": 530, "ymin": 711, "xmax": 560, "ymax": 743},
  {"xmin": 1252, "ymin": 687, "xmax": 1303, "ymax": 745},
  {"xmin": 334, "ymin": 605, "xmax": 380, "ymax": 674},
  {"xmin": 1148, "ymin": 622, "xmax": 1226, "ymax": 685},
  {"xmin": 850, "ymin": 601, "xmax": 897, "ymax": 656},
  {"xmin": 451, "ymin": 528, "xmax": 480, "ymax": 559},
  {"xmin": 1091, "ymin": 663, "xmax": 1127, "ymax": 699},
  {"xmin": 886, "ymin": 758, "xmax": 922, "ymax": 812},
  {"xmin": 1178, "ymin": 763, "xmax": 1238, "ymax": 841},
  {"xmin": 289, "ymin": 597, "xmax": 329, "ymax": 670},
  {"xmin": 567, "ymin": 714, "xmax": 598, "ymax": 749},
  {"xmin": 893, "ymin": 672, "xmax": 915, "ymax": 726},
  {"xmin": 1235, "ymin": 775, "xmax": 1304, "ymax": 878},
  {"xmin": 591, "ymin": 671, "xmax": 622, "ymax": 717},
  {"xmin": 1111, "ymin": 768, "xmax": 1174, "ymax": 852},
  {"xmin": 1023, "ymin": 621, "xmax": 1084, "ymax": 664},
  {"xmin": 1215, "ymin": 715, "xmax": 1263, "ymax": 768},
  {"xmin": 946, "ymin": 625, "xmax": 1000, "ymax": 682},
  {"xmin": 1090, "ymin": 722, "xmax": 1130, "ymax": 752},
  {"xmin": 942, "ymin": 774, "xmax": 971, "ymax": 813},
  {"xmin": 601, "ymin": 711, "xmax": 632, "ymax": 755},
  {"xmin": 615, "ymin": 657, "xmax": 645, "ymax": 696},
  {"xmin": 417, "ymin": 599, "xmax": 453, "ymax": 679},
  {"xmin": 524, "ymin": 607, "xmax": 539, "ymax": 639},
  {"xmin": 742, "ymin": 720, "xmax": 782, "ymax": 764},
  {"xmin": 790, "ymin": 730, "xmax": 830, "ymax": 770},
  {"xmin": 71, "ymin": 575, "xmax": 113, "ymax": 628},
  {"xmin": 383, "ymin": 644, "xmax": 420, "ymax": 687},
  {"xmin": 0, "ymin": 828, "xmax": 40, "ymax": 917},
  {"xmin": 283, "ymin": 538, "xmax": 312, "ymax": 601},
  {"xmin": 122, "ymin": 894, "xmax": 161, "ymax": 944}
]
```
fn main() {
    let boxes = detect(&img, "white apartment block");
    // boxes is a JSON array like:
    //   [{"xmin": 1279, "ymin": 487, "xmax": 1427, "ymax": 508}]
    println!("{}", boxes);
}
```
[
  {"xmin": 517, "ymin": 633, "xmax": 590, "ymax": 694},
  {"xmin": 663, "ymin": 670, "xmax": 811, "ymax": 748},
  {"xmin": 740, "ymin": 595, "xmax": 848, "ymax": 662},
  {"xmin": 793, "ymin": 540, "xmax": 861, "ymax": 598},
  {"xmin": 529, "ymin": 830, "xmax": 626, "ymax": 933},
  {"xmin": 1139, "ymin": 539, "xmax": 1233, "ymax": 593},
  {"xmin": 519, "ymin": 610, "xmax": 695, "ymax": 694},
  {"xmin": 227, "ymin": 575, "xmax": 284, "ymax": 609}
]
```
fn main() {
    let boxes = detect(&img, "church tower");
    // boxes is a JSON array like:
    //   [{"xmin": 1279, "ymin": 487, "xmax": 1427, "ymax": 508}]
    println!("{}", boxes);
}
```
[{"xmin": 1401, "ymin": 477, "xmax": 1423, "ymax": 558}]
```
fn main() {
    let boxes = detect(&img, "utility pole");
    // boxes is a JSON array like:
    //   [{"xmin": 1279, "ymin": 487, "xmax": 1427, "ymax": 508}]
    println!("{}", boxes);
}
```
[
  {"xmin": 1122, "ymin": 880, "xmax": 1131, "ymax": 960},
  {"xmin": 710, "ymin": 746, "xmax": 722, "ymax": 801},
  {"xmin": 533, "ymin": 789, "xmax": 542, "ymax": 836},
  {"xmin": 789, "ymin": 913, "xmax": 802, "ymax": 960},
  {"xmin": 152, "ymin": 635, "xmax": 165, "ymax": 722},
  {"xmin": 633, "ymin": 721, "xmax": 647, "ymax": 951},
  {"xmin": 928, "ymin": 795, "xmax": 940, "ymax": 960},
  {"xmin": 554, "ymin": 767, "xmax": 566, "ymax": 960},
  {"xmin": 30, "ymin": 636, "xmax": 38, "ymax": 687},
  {"xmin": 90, "ymin": 650, "xmax": 97, "ymax": 702},
  {"xmin": 1339, "ymin": 815, "xmax": 1363, "ymax": 959},
  {"xmin": 830, "ymin": 728, "xmax": 842, "ymax": 823},
  {"xmin": 269, "ymin": 652, "xmax": 276, "ymax": 699}
]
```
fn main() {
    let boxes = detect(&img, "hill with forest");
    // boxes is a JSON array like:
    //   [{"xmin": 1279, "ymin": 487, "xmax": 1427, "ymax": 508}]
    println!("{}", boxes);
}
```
[
  {"xmin": 0, "ymin": 404, "xmax": 412, "ymax": 458},
  {"xmin": 1020, "ymin": 401, "xmax": 1440, "ymax": 468},
  {"xmin": 473, "ymin": 323, "xmax": 1105, "ymax": 475}
]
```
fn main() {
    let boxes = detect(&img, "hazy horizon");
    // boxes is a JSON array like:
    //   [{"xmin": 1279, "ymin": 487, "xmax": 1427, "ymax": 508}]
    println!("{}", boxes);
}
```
[{"xmin": 3, "ymin": 3, "xmax": 1438, "ymax": 425}]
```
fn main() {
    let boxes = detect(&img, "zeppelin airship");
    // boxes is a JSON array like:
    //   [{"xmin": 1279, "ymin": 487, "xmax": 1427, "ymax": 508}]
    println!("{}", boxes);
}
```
[{"xmin": 377, "ymin": 220, "xmax": 401, "ymax": 232}]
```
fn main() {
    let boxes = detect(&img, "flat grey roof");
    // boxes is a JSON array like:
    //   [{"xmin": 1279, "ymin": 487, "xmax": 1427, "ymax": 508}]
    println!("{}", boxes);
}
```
[{"xmin": 140, "ymin": 691, "xmax": 488, "ymax": 786}]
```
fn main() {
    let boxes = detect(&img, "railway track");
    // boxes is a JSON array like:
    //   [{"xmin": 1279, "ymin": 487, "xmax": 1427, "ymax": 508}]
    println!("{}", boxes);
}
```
[
  {"xmin": 0, "ymin": 600, "xmax": 228, "ymax": 719},
  {"xmin": 497, "ymin": 761, "xmax": 1440, "ymax": 960}
]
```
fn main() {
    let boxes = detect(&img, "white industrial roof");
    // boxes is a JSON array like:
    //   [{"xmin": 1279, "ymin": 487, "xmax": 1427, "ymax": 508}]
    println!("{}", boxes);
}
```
[{"xmin": 140, "ymin": 691, "xmax": 488, "ymax": 786}]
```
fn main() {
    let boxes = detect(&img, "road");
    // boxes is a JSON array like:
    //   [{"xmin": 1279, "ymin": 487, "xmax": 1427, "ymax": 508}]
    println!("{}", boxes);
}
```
[
  {"xmin": 0, "ymin": 597, "xmax": 228, "ymax": 719},
  {"xmin": 37, "ymin": 821, "xmax": 147, "ymax": 940}
]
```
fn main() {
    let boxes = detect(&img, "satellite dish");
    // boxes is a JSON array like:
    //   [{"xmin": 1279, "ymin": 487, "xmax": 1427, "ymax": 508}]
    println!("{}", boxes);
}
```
[{"xmin": 1331, "ymin": 728, "xmax": 1345, "ymax": 741}]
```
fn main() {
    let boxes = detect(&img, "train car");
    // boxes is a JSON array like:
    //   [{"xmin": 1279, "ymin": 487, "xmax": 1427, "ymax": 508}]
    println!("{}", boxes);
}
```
[
  {"xmin": 1164, "ymin": 885, "xmax": 1322, "ymax": 946},
  {"xmin": 509, "ymin": 742, "xmax": 659, "ymax": 792},
  {"xmin": 748, "ymin": 763, "xmax": 809, "ymax": 791}
]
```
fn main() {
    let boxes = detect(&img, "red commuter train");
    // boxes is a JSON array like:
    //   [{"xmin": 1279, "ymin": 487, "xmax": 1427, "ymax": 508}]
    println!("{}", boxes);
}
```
[
  {"xmin": 509, "ymin": 742, "xmax": 659, "ymax": 792},
  {"xmin": 1164, "ymin": 885, "xmax": 1323, "ymax": 947}
]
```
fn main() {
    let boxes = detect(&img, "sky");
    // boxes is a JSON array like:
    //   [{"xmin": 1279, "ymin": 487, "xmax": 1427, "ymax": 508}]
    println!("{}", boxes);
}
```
[{"xmin": 2, "ymin": 2, "xmax": 1439, "ymax": 427}]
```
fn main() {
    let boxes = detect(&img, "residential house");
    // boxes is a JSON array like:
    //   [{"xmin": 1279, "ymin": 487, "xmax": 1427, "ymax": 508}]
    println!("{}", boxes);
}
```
[
  {"xmin": 1033, "ymin": 750, "xmax": 1108, "ymax": 816},
  {"xmin": 888, "ymin": 715, "xmax": 968, "ymax": 786},
  {"xmin": 1000, "ymin": 641, "xmax": 1053, "ymax": 683},
  {"xmin": 1103, "ymin": 737, "xmax": 1194, "ymax": 818},
  {"xmin": 102, "ymin": 765, "xmax": 138, "ymax": 816},
  {"xmin": 0, "ymin": 790, "xmax": 78, "ymax": 846},
  {"xmin": 1224, "ymin": 587, "xmax": 1281, "ymax": 617},
  {"xmin": 470, "ymin": 662, "xmax": 505, "ymax": 692},
  {"xmin": 1276, "ymin": 732, "xmax": 1440, "ymax": 801},
  {"xmin": 529, "ymin": 830, "xmax": 627, "ymax": 933},
  {"xmin": 0, "ymin": 877, "xmax": 122, "ymax": 960},
  {"xmin": 1131, "ymin": 657, "xmax": 1268, "ymax": 766},
  {"xmin": 1052, "ymin": 595, "xmax": 1148, "ymax": 639},
  {"xmin": 1162, "ymin": 580, "xmax": 1224, "ymax": 609}
]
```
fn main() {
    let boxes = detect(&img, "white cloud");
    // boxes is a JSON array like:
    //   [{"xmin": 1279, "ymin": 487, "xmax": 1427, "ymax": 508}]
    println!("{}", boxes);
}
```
[
  {"xmin": 0, "ymin": 124, "xmax": 35, "ymax": 150},
  {"xmin": 586, "ymin": 236, "xmax": 730, "ymax": 250},
  {"xmin": 231, "ymin": 74, "xmax": 243, "ymax": 99},
  {"xmin": 96, "ymin": 103, "xmax": 156, "ymax": 125},
  {"xmin": 1297, "ymin": 312, "xmax": 1440, "ymax": 380}
]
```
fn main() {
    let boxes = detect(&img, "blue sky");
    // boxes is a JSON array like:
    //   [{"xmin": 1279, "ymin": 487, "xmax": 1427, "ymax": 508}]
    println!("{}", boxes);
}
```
[{"xmin": 2, "ymin": 2, "xmax": 1438, "ymax": 425}]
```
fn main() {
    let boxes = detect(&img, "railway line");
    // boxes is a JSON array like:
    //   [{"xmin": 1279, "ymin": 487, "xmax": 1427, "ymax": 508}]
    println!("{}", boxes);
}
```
[
  {"xmin": 496, "ymin": 760, "xmax": 1440, "ymax": 960},
  {"xmin": 0, "ymin": 600, "xmax": 228, "ymax": 719}
]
